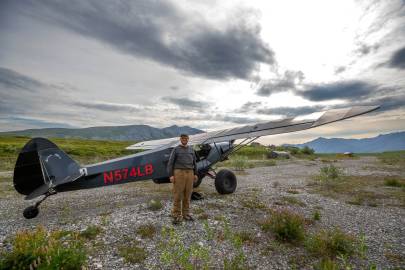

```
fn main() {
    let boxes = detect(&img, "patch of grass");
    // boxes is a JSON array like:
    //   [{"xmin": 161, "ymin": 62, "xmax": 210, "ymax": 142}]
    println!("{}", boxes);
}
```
[
  {"xmin": 384, "ymin": 250, "xmax": 405, "ymax": 263},
  {"xmin": 136, "ymin": 223, "xmax": 157, "ymax": 239},
  {"xmin": 313, "ymin": 258, "xmax": 339, "ymax": 270},
  {"xmin": 0, "ymin": 136, "xmax": 137, "ymax": 170},
  {"xmin": 118, "ymin": 241, "xmax": 147, "ymax": 264},
  {"xmin": 315, "ymin": 165, "xmax": 343, "ymax": 184},
  {"xmin": 310, "ymin": 174, "xmax": 405, "ymax": 208},
  {"xmin": 374, "ymin": 150, "xmax": 405, "ymax": 167},
  {"xmin": 313, "ymin": 210, "xmax": 321, "ymax": 221},
  {"xmin": 234, "ymin": 230, "xmax": 256, "ymax": 245},
  {"xmin": 346, "ymin": 192, "xmax": 378, "ymax": 207},
  {"xmin": 240, "ymin": 197, "xmax": 268, "ymax": 210},
  {"xmin": 384, "ymin": 178, "xmax": 405, "ymax": 188},
  {"xmin": 147, "ymin": 199, "xmax": 163, "ymax": 211},
  {"xmin": 259, "ymin": 209, "xmax": 306, "ymax": 243},
  {"xmin": 198, "ymin": 213, "xmax": 209, "ymax": 220},
  {"xmin": 228, "ymin": 155, "xmax": 251, "ymax": 171},
  {"xmin": 281, "ymin": 196, "xmax": 307, "ymax": 207},
  {"xmin": 193, "ymin": 207, "xmax": 205, "ymax": 215},
  {"xmin": 305, "ymin": 228, "xmax": 357, "ymax": 259},
  {"xmin": 159, "ymin": 227, "xmax": 211, "ymax": 269},
  {"xmin": 79, "ymin": 225, "xmax": 103, "ymax": 240},
  {"xmin": 0, "ymin": 226, "xmax": 86, "ymax": 270}
]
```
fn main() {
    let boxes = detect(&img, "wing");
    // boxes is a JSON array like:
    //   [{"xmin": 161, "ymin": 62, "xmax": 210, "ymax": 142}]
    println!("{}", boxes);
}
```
[{"xmin": 126, "ymin": 106, "xmax": 379, "ymax": 150}]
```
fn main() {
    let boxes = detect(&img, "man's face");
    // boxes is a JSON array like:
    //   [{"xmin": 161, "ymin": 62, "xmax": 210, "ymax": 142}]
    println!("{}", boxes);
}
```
[{"xmin": 180, "ymin": 136, "xmax": 188, "ymax": 146}]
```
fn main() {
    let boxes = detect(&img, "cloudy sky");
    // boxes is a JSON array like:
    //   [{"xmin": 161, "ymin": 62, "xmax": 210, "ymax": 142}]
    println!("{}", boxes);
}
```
[{"xmin": 1, "ymin": 0, "xmax": 404, "ymax": 144}]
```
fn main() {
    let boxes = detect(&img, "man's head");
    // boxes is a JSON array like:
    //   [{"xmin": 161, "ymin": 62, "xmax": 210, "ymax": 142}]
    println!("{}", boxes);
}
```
[{"xmin": 180, "ymin": 134, "xmax": 189, "ymax": 146}]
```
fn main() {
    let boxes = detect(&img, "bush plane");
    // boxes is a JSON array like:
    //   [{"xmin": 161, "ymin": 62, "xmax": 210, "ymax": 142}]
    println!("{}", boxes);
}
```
[{"xmin": 13, "ymin": 106, "xmax": 379, "ymax": 219}]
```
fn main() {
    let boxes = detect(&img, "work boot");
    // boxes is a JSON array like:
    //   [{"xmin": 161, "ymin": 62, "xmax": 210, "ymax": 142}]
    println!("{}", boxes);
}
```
[
  {"xmin": 183, "ymin": 214, "xmax": 194, "ymax": 222},
  {"xmin": 172, "ymin": 216, "xmax": 182, "ymax": 225}
]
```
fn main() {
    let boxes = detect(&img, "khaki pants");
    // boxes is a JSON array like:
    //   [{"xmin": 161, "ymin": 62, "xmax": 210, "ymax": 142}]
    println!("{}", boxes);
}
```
[{"xmin": 172, "ymin": 169, "xmax": 194, "ymax": 218}]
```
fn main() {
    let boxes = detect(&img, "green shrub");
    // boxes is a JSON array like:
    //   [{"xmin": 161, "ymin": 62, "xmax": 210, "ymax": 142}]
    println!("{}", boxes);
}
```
[
  {"xmin": 259, "ymin": 209, "xmax": 305, "ymax": 243},
  {"xmin": 0, "ymin": 226, "xmax": 86, "ymax": 270},
  {"xmin": 313, "ymin": 210, "xmax": 321, "ymax": 221},
  {"xmin": 305, "ymin": 228, "xmax": 357, "ymax": 258},
  {"xmin": 148, "ymin": 199, "xmax": 163, "ymax": 211},
  {"xmin": 301, "ymin": 146, "xmax": 315, "ymax": 155},
  {"xmin": 316, "ymin": 165, "xmax": 343, "ymax": 184},
  {"xmin": 384, "ymin": 178, "xmax": 404, "ymax": 188},
  {"xmin": 230, "ymin": 155, "xmax": 249, "ymax": 171}
]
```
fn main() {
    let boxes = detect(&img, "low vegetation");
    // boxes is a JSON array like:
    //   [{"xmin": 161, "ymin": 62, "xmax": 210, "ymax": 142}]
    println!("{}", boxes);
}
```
[
  {"xmin": 118, "ymin": 241, "xmax": 147, "ymax": 264},
  {"xmin": 0, "ymin": 226, "xmax": 87, "ymax": 270},
  {"xmin": 259, "ymin": 209, "xmax": 306, "ymax": 243},
  {"xmin": 310, "ymin": 166, "xmax": 405, "ymax": 207},
  {"xmin": 147, "ymin": 199, "xmax": 163, "ymax": 211},
  {"xmin": 0, "ymin": 136, "xmax": 137, "ymax": 171},
  {"xmin": 159, "ymin": 226, "xmax": 211, "ymax": 269},
  {"xmin": 313, "ymin": 210, "xmax": 321, "ymax": 221},
  {"xmin": 79, "ymin": 225, "xmax": 103, "ymax": 240},
  {"xmin": 384, "ymin": 178, "xmax": 405, "ymax": 188},
  {"xmin": 136, "ymin": 223, "xmax": 157, "ymax": 239},
  {"xmin": 373, "ymin": 150, "xmax": 405, "ymax": 167},
  {"xmin": 305, "ymin": 228, "xmax": 358, "ymax": 258}
]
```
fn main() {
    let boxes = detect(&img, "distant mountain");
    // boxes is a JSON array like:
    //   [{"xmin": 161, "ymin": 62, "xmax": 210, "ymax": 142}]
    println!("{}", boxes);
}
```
[
  {"xmin": 294, "ymin": 131, "xmax": 405, "ymax": 153},
  {"xmin": 0, "ymin": 125, "xmax": 204, "ymax": 141}
]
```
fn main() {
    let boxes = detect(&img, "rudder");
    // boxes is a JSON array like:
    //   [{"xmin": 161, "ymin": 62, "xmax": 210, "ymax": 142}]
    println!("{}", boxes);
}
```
[{"xmin": 13, "ymin": 138, "xmax": 83, "ymax": 199}]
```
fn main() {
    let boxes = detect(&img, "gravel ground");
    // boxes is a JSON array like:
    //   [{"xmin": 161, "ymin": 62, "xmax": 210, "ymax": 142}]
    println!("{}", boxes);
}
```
[{"xmin": 0, "ymin": 156, "xmax": 404, "ymax": 269}]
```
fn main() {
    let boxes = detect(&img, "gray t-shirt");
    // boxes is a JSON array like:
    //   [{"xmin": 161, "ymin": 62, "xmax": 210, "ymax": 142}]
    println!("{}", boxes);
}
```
[{"xmin": 167, "ymin": 144, "xmax": 197, "ymax": 176}]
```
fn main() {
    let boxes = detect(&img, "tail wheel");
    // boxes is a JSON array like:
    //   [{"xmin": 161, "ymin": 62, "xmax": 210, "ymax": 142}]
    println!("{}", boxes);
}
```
[{"xmin": 215, "ymin": 169, "xmax": 237, "ymax": 194}]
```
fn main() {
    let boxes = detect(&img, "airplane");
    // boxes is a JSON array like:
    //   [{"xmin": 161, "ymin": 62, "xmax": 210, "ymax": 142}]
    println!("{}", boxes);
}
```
[{"xmin": 13, "ymin": 105, "xmax": 379, "ymax": 219}]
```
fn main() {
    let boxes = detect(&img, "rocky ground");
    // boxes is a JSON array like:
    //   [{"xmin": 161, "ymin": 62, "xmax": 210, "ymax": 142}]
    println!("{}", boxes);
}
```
[{"xmin": 0, "ymin": 156, "xmax": 404, "ymax": 269}]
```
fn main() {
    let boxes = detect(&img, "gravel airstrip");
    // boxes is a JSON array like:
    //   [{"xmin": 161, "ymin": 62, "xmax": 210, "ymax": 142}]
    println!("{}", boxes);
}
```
[{"xmin": 0, "ymin": 156, "xmax": 404, "ymax": 269}]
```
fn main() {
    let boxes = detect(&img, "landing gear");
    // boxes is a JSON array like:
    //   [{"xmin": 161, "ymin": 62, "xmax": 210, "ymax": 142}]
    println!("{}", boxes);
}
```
[
  {"xmin": 215, "ymin": 169, "xmax": 237, "ymax": 194},
  {"xmin": 22, "ymin": 190, "xmax": 55, "ymax": 219},
  {"xmin": 23, "ymin": 206, "xmax": 39, "ymax": 219}
]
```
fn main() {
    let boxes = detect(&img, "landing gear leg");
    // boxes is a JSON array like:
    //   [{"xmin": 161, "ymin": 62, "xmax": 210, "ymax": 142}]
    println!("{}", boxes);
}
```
[{"xmin": 23, "ymin": 190, "xmax": 56, "ymax": 219}]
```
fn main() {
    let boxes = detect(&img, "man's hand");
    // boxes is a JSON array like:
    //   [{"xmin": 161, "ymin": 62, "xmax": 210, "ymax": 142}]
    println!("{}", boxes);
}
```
[
  {"xmin": 194, "ymin": 175, "xmax": 198, "ymax": 182},
  {"xmin": 170, "ymin": 176, "xmax": 175, "ymax": 183}
]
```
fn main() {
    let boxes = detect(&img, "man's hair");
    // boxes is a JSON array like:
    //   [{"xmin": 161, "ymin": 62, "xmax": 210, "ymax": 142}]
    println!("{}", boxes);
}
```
[{"xmin": 180, "ymin": 134, "xmax": 189, "ymax": 138}]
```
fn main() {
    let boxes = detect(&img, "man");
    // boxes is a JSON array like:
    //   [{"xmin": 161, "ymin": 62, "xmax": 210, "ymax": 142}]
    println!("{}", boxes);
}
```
[{"xmin": 167, "ymin": 134, "xmax": 198, "ymax": 224}]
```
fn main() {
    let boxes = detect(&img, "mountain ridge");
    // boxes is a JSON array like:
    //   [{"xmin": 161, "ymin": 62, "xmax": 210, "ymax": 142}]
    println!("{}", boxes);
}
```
[
  {"xmin": 0, "ymin": 124, "xmax": 204, "ymax": 141},
  {"xmin": 294, "ymin": 131, "xmax": 405, "ymax": 153}
]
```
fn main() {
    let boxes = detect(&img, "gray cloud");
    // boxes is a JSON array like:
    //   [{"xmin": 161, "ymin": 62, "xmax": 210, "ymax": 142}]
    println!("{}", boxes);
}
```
[
  {"xmin": 235, "ymin": 101, "xmax": 262, "ymax": 113},
  {"xmin": 256, "ymin": 106, "xmax": 324, "ymax": 117},
  {"xmin": 256, "ymin": 70, "xmax": 304, "ymax": 96},
  {"xmin": 334, "ymin": 66, "xmax": 346, "ymax": 74},
  {"xmin": 14, "ymin": 0, "xmax": 274, "ymax": 80},
  {"xmin": 299, "ymin": 81, "xmax": 378, "ymax": 101},
  {"xmin": 162, "ymin": 97, "xmax": 210, "ymax": 111},
  {"xmin": 73, "ymin": 101, "xmax": 144, "ymax": 112},
  {"xmin": 0, "ymin": 67, "xmax": 43, "ymax": 91},
  {"xmin": 172, "ymin": 112, "xmax": 264, "ymax": 125},
  {"xmin": 355, "ymin": 43, "xmax": 380, "ymax": 56},
  {"xmin": 388, "ymin": 46, "xmax": 405, "ymax": 69}
]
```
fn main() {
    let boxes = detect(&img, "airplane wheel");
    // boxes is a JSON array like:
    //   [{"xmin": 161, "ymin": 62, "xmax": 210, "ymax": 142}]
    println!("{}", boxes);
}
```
[
  {"xmin": 215, "ymin": 169, "xmax": 237, "ymax": 194},
  {"xmin": 193, "ymin": 174, "xmax": 204, "ymax": 188},
  {"xmin": 23, "ymin": 206, "xmax": 39, "ymax": 219}
]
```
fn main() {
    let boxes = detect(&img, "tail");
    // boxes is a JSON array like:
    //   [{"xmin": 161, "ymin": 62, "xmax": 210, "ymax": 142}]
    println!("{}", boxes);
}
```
[{"xmin": 13, "ymin": 138, "xmax": 84, "ymax": 200}]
